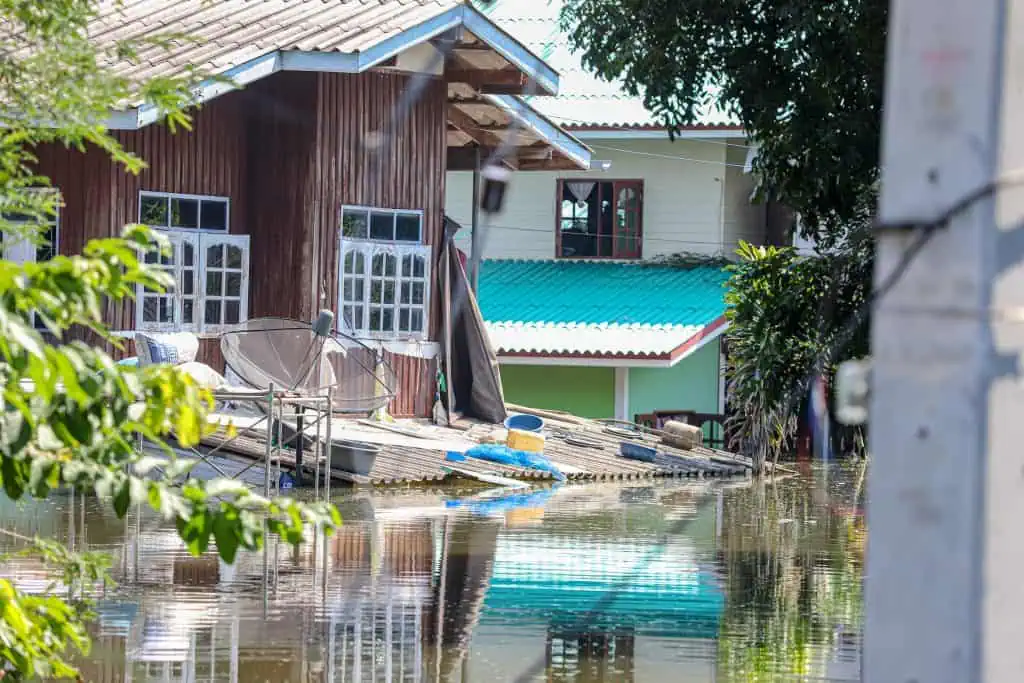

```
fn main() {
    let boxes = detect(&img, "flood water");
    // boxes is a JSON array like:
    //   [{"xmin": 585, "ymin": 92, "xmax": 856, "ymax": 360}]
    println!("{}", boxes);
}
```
[{"xmin": 0, "ymin": 463, "xmax": 865, "ymax": 682}]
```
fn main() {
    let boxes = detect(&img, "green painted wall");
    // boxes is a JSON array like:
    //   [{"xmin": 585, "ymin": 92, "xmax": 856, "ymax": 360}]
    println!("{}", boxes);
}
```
[
  {"xmin": 499, "ymin": 364, "xmax": 615, "ymax": 419},
  {"xmin": 629, "ymin": 339, "xmax": 721, "ymax": 417}
]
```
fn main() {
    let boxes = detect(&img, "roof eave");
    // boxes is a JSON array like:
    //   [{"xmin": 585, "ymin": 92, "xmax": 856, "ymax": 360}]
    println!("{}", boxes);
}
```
[
  {"xmin": 492, "ymin": 316, "xmax": 730, "ymax": 368},
  {"xmin": 105, "ymin": 4, "xmax": 562, "ymax": 130}
]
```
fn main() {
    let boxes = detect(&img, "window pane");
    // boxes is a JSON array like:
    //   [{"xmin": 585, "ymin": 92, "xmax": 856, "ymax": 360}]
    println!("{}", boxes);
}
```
[
  {"xmin": 182, "ymin": 270, "xmax": 194, "ymax": 295},
  {"xmin": 207, "ymin": 244, "xmax": 224, "ymax": 268},
  {"xmin": 143, "ymin": 297, "xmax": 158, "ymax": 322},
  {"xmin": 410, "ymin": 309, "xmax": 423, "ymax": 333},
  {"xmin": 412, "ymin": 255, "xmax": 425, "ymax": 278},
  {"xmin": 370, "ymin": 212, "xmax": 394, "ymax": 241},
  {"xmin": 225, "ymin": 272, "xmax": 241, "ymax": 297},
  {"xmin": 382, "ymin": 280, "xmax": 395, "ymax": 304},
  {"xmin": 384, "ymin": 254, "xmax": 396, "ymax": 276},
  {"xmin": 400, "ymin": 282, "xmax": 411, "ymax": 304},
  {"xmin": 183, "ymin": 242, "xmax": 194, "ymax": 267},
  {"xmin": 381, "ymin": 309, "xmax": 394, "ymax": 333},
  {"xmin": 343, "ymin": 279, "xmax": 354, "ymax": 301},
  {"xmin": 372, "ymin": 254, "xmax": 386, "ymax": 276},
  {"xmin": 369, "ymin": 308, "xmax": 381, "ymax": 331},
  {"xmin": 398, "ymin": 308, "xmax": 410, "ymax": 332},
  {"xmin": 200, "ymin": 200, "xmax": 228, "ymax": 231},
  {"xmin": 183, "ymin": 300, "xmax": 194, "ymax": 324},
  {"xmin": 159, "ymin": 297, "xmax": 172, "ymax": 323},
  {"xmin": 401, "ymin": 255, "xmax": 413, "ymax": 277},
  {"xmin": 353, "ymin": 306, "xmax": 364, "ymax": 329},
  {"xmin": 370, "ymin": 280, "xmax": 382, "ymax": 304},
  {"xmin": 342, "ymin": 209, "xmax": 369, "ymax": 239},
  {"xmin": 226, "ymin": 245, "xmax": 242, "ymax": 268},
  {"xmin": 354, "ymin": 279, "xmax": 364, "ymax": 301},
  {"xmin": 412, "ymin": 282, "xmax": 424, "ymax": 305},
  {"xmin": 36, "ymin": 226, "xmax": 56, "ymax": 262},
  {"xmin": 144, "ymin": 249, "xmax": 160, "ymax": 265},
  {"xmin": 206, "ymin": 271, "xmax": 223, "ymax": 296},
  {"xmin": 140, "ymin": 196, "xmax": 168, "ymax": 226},
  {"xmin": 205, "ymin": 300, "xmax": 221, "ymax": 325},
  {"xmin": 170, "ymin": 198, "xmax": 199, "ymax": 228},
  {"xmin": 225, "ymin": 300, "xmax": 240, "ymax": 324},
  {"xmin": 395, "ymin": 214, "xmax": 420, "ymax": 242}
]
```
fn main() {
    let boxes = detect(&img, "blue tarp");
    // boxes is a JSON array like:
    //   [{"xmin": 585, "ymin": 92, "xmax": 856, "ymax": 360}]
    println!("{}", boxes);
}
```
[{"xmin": 460, "ymin": 444, "xmax": 566, "ymax": 480}]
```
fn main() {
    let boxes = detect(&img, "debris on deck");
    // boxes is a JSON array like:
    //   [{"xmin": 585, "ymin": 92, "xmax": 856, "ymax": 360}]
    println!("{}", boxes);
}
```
[{"xmin": 196, "ymin": 400, "xmax": 757, "ymax": 488}]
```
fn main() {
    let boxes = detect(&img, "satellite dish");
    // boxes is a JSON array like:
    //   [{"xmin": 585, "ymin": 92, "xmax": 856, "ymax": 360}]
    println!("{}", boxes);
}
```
[{"xmin": 220, "ymin": 315, "xmax": 397, "ymax": 415}]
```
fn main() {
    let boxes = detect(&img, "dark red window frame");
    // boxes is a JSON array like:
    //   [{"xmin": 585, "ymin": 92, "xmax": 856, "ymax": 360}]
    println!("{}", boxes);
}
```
[{"xmin": 555, "ymin": 179, "xmax": 644, "ymax": 259}]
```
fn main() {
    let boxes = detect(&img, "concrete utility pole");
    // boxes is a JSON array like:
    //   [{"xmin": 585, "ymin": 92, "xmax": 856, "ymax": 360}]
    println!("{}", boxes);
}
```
[{"xmin": 867, "ymin": 0, "xmax": 1024, "ymax": 681}]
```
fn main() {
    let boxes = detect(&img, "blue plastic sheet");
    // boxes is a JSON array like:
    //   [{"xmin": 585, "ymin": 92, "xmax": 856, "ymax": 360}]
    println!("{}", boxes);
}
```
[{"xmin": 462, "ymin": 444, "xmax": 566, "ymax": 481}]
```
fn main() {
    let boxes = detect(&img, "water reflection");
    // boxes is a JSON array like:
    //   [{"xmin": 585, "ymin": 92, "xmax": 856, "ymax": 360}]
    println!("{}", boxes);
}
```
[{"xmin": 0, "ymin": 465, "xmax": 864, "ymax": 682}]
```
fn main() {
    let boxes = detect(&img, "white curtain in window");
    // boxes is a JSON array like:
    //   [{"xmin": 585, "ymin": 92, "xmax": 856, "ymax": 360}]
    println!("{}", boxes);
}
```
[{"xmin": 566, "ymin": 181, "xmax": 596, "ymax": 204}]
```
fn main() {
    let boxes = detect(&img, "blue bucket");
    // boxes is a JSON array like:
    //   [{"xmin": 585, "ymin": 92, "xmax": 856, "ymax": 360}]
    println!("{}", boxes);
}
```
[{"xmin": 504, "ymin": 413, "xmax": 544, "ymax": 433}]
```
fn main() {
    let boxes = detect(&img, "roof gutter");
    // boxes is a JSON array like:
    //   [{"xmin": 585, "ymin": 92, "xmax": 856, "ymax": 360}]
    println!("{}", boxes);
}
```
[
  {"xmin": 495, "ymin": 317, "xmax": 731, "ymax": 368},
  {"xmin": 105, "ymin": 5, "xmax": 560, "ymax": 131}
]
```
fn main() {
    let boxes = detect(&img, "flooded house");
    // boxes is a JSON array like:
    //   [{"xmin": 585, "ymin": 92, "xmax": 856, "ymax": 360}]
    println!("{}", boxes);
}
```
[{"xmin": 15, "ymin": 0, "xmax": 590, "ymax": 418}]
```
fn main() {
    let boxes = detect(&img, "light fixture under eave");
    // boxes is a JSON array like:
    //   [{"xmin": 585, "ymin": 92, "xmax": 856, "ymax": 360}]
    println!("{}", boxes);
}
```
[{"xmin": 589, "ymin": 159, "xmax": 612, "ymax": 171}]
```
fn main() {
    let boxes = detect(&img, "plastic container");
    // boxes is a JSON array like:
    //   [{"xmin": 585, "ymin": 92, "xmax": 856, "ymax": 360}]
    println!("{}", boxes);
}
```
[
  {"xmin": 619, "ymin": 441, "xmax": 657, "ymax": 463},
  {"xmin": 330, "ymin": 439, "xmax": 381, "ymax": 476},
  {"xmin": 506, "ymin": 428, "xmax": 545, "ymax": 453},
  {"xmin": 504, "ymin": 413, "xmax": 544, "ymax": 433}
]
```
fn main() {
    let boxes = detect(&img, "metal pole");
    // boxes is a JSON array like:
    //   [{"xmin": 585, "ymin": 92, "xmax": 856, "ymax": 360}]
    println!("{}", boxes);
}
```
[
  {"xmin": 443, "ymin": 240, "xmax": 454, "ymax": 425},
  {"xmin": 264, "ymin": 384, "xmax": 274, "ymax": 497},
  {"xmin": 866, "ymin": 1, "xmax": 1024, "ymax": 680},
  {"xmin": 470, "ymin": 143, "xmax": 482, "ymax": 293},
  {"xmin": 295, "ymin": 404, "xmax": 305, "ymax": 488},
  {"xmin": 325, "ymin": 388, "xmax": 333, "ymax": 500}
]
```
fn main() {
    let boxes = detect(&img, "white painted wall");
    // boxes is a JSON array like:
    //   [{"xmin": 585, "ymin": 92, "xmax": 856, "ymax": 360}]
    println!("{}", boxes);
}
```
[{"xmin": 445, "ymin": 137, "xmax": 766, "ymax": 260}]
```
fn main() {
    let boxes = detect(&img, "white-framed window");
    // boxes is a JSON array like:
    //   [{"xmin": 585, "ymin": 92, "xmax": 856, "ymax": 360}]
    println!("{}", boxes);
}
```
[
  {"xmin": 1, "ymin": 191, "xmax": 60, "ymax": 331},
  {"xmin": 339, "ymin": 206, "xmax": 430, "ymax": 340},
  {"xmin": 136, "ymin": 191, "xmax": 249, "ymax": 333}
]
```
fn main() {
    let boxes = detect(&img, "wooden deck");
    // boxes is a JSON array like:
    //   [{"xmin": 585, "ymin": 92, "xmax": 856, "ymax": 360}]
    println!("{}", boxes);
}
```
[{"xmin": 197, "ymin": 408, "xmax": 755, "ymax": 488}]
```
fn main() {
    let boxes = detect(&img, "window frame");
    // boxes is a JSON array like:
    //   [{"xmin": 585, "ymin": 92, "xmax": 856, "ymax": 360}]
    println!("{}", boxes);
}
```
[
  {"xmin": 555, "ymin": 179, "xmax": 644, "ymax": 260},
  {"xmin": 135, "ymin": 191, "xmax": 248, "ymax": 333},
  {"xmin": 1, "ymin": 189, "xmax": 61, "ymax": 331},
  {"xmin": 138, "ymin": 190, "xmax": 231, "ymax": 233},
  {"xmin": 337, "ymin": 205, "xmax": 430, "ymax": 342},
  {"xmin": 340, "ymin": 204, "xmax": 424, "ymax": 243}
]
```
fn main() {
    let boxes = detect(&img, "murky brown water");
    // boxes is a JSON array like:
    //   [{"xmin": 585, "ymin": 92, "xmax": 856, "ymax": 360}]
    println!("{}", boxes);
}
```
[{"xmin": 0, "ymin": 463, "xmax": 864, "ymax": 682}]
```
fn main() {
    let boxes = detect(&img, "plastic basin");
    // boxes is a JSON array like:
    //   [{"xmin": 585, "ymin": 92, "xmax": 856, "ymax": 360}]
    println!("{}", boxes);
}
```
[{"xmin": 504, "ymin": 413, "xmax": 544, "ymax": 433}]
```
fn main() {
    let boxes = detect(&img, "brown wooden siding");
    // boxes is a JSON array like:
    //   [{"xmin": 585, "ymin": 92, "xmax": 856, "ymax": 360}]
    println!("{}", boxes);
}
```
[
  {"xmin": 386, "ymin": 352, "xmax": 438, "ymax": 418},
  {"xmin": 33, "ymin": 71, "xmax": 445, "ymax": 417}
]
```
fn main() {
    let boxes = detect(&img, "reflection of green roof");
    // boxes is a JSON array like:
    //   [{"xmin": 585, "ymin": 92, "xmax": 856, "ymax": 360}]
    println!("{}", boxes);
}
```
[
  {"xmin": 474, "ymin": 0, "xmax": 739, "ymax": 129},
  {"xmin": 481, "ymin": 535, "xmax": 724, "ymax": 638},
  {"xmin": 479, "ymin": 260, "xmax": 729, "ymax": 358}
]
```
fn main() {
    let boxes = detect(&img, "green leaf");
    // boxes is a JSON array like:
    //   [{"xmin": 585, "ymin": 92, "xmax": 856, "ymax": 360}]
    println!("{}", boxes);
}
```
[
  {"xmin": 113, "ymin": 477, "xmax": 131, "ymax": 518},
  {"xmin": 212, "ymin": 511, "xmax": 239, "ymax": 564}
]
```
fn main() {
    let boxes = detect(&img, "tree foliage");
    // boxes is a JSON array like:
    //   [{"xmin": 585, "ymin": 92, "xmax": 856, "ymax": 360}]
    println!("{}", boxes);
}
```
[
  {"xmin": 724, "ymin": 241, "xmax": 871, "ymax": 468},
  {"xmin": 0, "ymin": 1, "xmax": 339, "ymax": 678}
]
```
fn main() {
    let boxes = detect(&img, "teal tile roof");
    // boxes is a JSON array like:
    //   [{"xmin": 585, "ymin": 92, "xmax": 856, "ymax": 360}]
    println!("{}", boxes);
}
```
[
  {"xmin": 478, "ymin": 260, "xmax": 730, "ymax": 358},
  {"xmin": 479, "ymin": 260, "xmax": 729, "ymax": 326},
  {"xmin": 475, "ymin": 0, "xmax": 739, "ymax": 129}
]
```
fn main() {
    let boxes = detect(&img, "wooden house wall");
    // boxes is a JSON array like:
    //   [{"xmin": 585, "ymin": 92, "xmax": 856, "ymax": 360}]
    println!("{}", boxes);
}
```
[{"xmin": 32, "ymin": 71, "xmax": 447, "ymax": 417}]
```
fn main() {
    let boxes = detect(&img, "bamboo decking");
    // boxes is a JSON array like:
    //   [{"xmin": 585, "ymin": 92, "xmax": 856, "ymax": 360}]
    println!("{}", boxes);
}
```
[{"xmin": 197, "ymin": 407, "xmax": 755, "ymax": 488}]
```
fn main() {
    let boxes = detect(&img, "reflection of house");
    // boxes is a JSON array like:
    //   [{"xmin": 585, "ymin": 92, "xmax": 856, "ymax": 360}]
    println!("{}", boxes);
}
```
[
  {"xmin": 444, "ymin": 0, "xmax": 766, "ymax": 423},
  {"xmin": 21, "ymin": 0, "xmax": 591, "ymax": 418}
]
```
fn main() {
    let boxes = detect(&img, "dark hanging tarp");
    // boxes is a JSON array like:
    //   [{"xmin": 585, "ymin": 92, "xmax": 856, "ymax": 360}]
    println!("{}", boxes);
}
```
[{"xmin": 438, "ymin": 216, "xmax": 507, "ymax": 424}]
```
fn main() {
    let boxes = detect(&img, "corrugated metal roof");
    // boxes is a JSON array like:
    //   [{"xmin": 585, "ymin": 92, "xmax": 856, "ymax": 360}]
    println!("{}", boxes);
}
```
[
  {"xmin": 475, "ymin": 0, "xmax": 739, "ymax": 129},
  {"xmin": 478, "ymin": 260, "xmax": 729, "ymax": 358},
  {"xmin": 92, "ymin": 0, "xmax": 462, "ymax": 84}
]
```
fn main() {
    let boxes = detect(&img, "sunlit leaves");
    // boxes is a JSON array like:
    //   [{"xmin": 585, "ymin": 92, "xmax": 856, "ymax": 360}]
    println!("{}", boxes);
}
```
[{"xmin": 723, "ymin": 241, "xmax": 871, "ymax": 468}]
